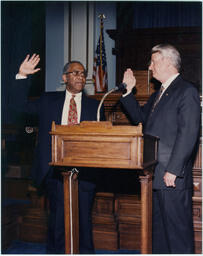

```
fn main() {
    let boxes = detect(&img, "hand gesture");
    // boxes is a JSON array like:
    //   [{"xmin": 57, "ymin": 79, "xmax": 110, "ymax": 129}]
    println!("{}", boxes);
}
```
[
  {"xmin": 19, "ymin": 54, "xmax": 41, "ymax": 77},
  {"xmin": 122, "ymin": 68, "xmax": 136, "ymax": 93}
]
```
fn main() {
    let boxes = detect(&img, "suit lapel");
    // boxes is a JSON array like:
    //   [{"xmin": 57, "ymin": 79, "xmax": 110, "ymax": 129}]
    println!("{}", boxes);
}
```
[
  {"xmin": 152, "ymin": 75, "xmax": 181, "ymax": 114},
  {"xmin": 52, "ymin": 91, "xmax": 66, "ymax": 124},
  {"xmin": 80, "ymin": 92, "xmax": 89, "ymax": 122}
]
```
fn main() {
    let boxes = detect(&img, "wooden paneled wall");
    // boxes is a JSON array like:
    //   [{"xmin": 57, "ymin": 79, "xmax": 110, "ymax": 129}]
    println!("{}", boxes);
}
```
[{"xmin": 106, "ymin": 26, "xmax": 202, "ymax": 92}]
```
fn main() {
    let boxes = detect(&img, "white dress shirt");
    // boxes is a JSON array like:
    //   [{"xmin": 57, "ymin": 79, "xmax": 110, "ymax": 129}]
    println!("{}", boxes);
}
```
[
  {"xmin": 16, "ymin": 74, "xmax": 27, "ymax": 79},
  {"xmin": 61, "ymin": 90, "xmax": 82, "ymax": 125}
]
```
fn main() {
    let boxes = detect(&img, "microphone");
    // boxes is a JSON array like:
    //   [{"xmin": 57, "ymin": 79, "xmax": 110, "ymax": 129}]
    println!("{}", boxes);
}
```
[
  {"xmin": 115, "ymin": 82, "xmax": 127, "ymax": 93},
  {"xmin": 96, "ymin": 83, "xmax": 127, "ymax": 122}
]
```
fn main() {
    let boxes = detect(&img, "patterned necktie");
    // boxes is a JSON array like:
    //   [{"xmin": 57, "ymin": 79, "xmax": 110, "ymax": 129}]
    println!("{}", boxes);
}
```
[
  {"xmin": 68, "ymin": 95, "xmax": 78, "ymax": 125},
  {"xmin": 151, "ymin": 85, "xmax": 164, "ymax": 113}
]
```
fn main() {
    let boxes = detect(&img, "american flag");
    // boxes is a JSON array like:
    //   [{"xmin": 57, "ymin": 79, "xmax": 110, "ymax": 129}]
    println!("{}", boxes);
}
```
[{"xmin": 92, "ymin": 15, "xmax": 108, "ymax": 93}]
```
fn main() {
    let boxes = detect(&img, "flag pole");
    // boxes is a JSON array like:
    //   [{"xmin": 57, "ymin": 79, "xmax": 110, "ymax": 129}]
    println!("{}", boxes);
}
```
[
  {"xmin": 98, "ymin": 14, "xmax": 105, "ymax": 91},
  {"xmin": 93, "ymin": 13, "xmax": 108, "ymax": 93}
]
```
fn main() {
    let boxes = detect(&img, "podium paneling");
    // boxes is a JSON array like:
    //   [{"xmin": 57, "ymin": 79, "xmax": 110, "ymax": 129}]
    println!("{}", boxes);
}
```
[
  {"xmin": 50, "ymin": 121, "xmax": 158, "ymax": 170},
  {"xmin": 50, "ymin": 121, "xmax": 158, "ymax": 254}
]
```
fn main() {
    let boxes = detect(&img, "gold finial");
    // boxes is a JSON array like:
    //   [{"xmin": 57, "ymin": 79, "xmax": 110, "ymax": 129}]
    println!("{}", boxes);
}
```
[
  {"xmin": 52, "ymin": 121, "xmax": 56, "ymax": 131},
  {"xmin": 98, "ymin": 14, "xmax": 106, "ymax": 20}
]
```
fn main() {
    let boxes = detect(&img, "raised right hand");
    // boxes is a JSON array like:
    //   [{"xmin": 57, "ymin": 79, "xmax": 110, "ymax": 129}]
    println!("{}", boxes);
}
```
[
  {"xmin": 19, "ymin": 54, "xmax": 41, "ymax": 77},
  {"xmin": 122, "ymin": 68, "xmax": 136, "ymax": 93}
]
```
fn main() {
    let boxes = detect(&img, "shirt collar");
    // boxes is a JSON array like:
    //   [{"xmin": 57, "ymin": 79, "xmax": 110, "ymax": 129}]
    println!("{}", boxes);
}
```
[
  {"xmin": 162, "ymin": 73, "xmax": 180, "ymax": 90},
  {"xmin": 66, "ymin": 89, "xmax": 82, "ymax": 99}
]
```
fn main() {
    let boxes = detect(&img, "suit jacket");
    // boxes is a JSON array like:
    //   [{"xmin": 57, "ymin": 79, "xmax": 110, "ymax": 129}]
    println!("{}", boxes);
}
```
[
  {"xmin": 120, "ymin": 75, "xmax": 200, "ymax": 190},
  {"xmin": 12, "ymin": 79, "xmax": 105, "ymax": 186}
]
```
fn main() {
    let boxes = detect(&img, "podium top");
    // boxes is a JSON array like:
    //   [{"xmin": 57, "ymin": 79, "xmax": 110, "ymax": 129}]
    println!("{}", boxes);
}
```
[
  {"xmin": 50, "ymin": 121, "xmax": 143, "ymax": 137},
  {"xmin": 50, "ymin": 121, "xmax": 158, "ymax": 169}
]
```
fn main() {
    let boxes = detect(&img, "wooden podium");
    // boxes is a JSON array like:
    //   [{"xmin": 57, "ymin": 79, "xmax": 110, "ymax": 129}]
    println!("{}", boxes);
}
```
[{"xmin": 49, "ymin": 121, "xmax": 158, "ymax": 254}]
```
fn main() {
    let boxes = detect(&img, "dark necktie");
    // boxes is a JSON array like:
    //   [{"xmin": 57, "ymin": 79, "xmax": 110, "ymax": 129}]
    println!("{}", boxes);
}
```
[
  {"xmin": 151, "ymin": 85, "xmax": 164, "ymax": 113},
  {"xmin": 68, "ymin": 95, "xmax": 78, "ymax": 125}
]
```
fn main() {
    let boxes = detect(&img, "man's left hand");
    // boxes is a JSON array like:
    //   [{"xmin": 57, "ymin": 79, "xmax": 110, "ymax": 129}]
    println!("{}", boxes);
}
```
[{"xmin": 163, "ymin": 171, "xmax": 176, "ymax": 187}]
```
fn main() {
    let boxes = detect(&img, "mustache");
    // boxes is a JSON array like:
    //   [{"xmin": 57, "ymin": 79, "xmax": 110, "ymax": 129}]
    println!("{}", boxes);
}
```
[{"xmin": 60, "ymin": 81, "xmax": 84, "ymax": 85}]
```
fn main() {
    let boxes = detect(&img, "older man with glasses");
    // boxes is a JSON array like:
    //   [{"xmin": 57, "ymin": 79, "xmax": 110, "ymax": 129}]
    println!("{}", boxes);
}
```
[
  {"xmin": 120, "ymin": 44, "xmax": 200, "ymax": 254},
  {"xmin": 13, "ymin": 55, "xmax": 105, "ymax": 254}
]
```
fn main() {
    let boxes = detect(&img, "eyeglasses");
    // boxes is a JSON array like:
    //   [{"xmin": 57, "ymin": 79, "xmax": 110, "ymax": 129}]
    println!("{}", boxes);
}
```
[{"xmin": 65, "ymin": 70, "xmax": 87, "ymax": 78}]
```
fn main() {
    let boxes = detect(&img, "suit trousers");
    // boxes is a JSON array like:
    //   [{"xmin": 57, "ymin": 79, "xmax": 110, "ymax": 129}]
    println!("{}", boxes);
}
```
[
  {"xmin": 152, "ymin": 189, "xmax": 194, "ymax": 254},
  {"xmin": 44, "ymin": 168, "xmax": 96, "ymax": 254}
]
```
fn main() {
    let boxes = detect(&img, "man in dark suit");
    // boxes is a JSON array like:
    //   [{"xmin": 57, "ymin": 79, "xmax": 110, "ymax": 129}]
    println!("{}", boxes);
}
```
[
  {"xmin": 120, "ymin": 44, "xmax": 200, "ymax": 254},
  {"xmin": 13, "ymin": 54, "xmax": 105, "ymax": 254}
]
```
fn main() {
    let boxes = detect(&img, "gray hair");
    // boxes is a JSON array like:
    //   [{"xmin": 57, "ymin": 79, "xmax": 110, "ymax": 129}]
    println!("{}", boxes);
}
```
[
  {"xmin": 63, "ymin": 61, "xmax": 87, "ymax": 76},
  {"xmin": 151, "ymin": 44, "xmax": 181, "ymax": 71}
]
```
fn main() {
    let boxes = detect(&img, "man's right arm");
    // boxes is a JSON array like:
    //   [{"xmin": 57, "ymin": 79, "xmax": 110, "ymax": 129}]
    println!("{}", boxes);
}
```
[
  {"xmin": 10, "ymin": 54, "xmax": 41, "ymax": 114},
  {"xmin": 120, "ymin": 68, "xmax": 150, "ymax": 125},
  {"xmin": 17, "ymin": 54, "xmax": 41, "ymax": 78}
]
